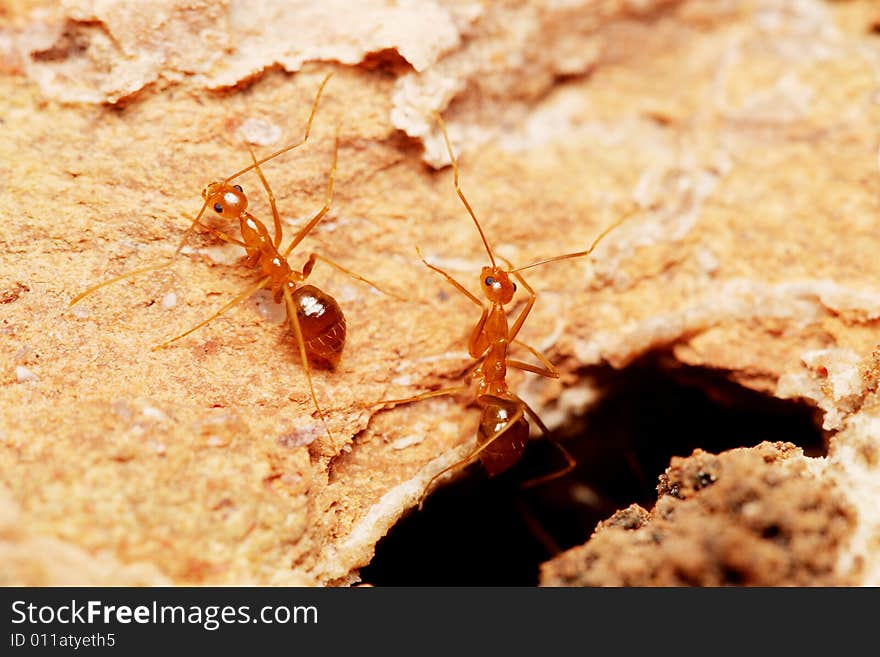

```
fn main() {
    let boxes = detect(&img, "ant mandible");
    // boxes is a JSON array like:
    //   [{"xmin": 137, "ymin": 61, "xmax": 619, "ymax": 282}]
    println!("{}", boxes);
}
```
[
  {"xmin": 70, "ymin": 74, "xmax": 390, "ymax": 437},
  {"xmin": 379, "ymin": 114, "xmax": 636, "ymax": 508}
]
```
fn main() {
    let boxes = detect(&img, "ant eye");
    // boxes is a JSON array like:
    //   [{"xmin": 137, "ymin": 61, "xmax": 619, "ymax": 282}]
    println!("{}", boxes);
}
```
[
  {"xmin": 233, "ymin": 184, "xmax": 243, "ymax": 192},
  {"xmin": 485, "ymin": 276, "xmax": 496, "ymax": 286},
  {"xmin": 213, "ymin": 203, "xmax": 223, "ymax": 213}
]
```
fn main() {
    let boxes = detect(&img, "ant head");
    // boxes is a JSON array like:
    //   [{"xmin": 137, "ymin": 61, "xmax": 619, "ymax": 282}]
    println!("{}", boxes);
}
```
[
  {"xmin": 480, "ymin": 266, "xmax": 516, "ymax": 304},
  {"xmin": 203, "ymin": 182, "xmax": 247, "ymax": 220}
]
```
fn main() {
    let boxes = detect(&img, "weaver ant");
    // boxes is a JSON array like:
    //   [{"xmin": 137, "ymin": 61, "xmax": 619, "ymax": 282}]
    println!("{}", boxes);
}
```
[
  {"xmin": 379, "ymin": 115, "xmax": 636, "ymax": 509},
  {"xmin": 70, "ymin": 74, "xmax": 390, "ymax": 436}
]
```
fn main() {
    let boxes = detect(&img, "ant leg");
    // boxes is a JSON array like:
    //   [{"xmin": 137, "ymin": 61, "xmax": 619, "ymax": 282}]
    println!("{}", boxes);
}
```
[
  {"xmin": 418, "ymin": 401, "xmax": 526, "ymax": 510},
  {"xmin": 508, "ymin": 294, "xmax": 535, "ymax": 344},
  {"xmin": 415, "ymin": 248, "xmax": 483, "ymax": 307},
  {"xmin": 184, "ymin": 214, "xmax": 248, "ymax": 248},
  {"xmin": 493, "ymin": 255, "xmax": 538, "ymax": 344},
  {"xmin": 507, "ymin": 359, "xmax": 558, "ymax": 378},
  {"xmin": 282, "ymin": 134, "xmax": 339, "ymax": 259},
  {"xmin": 174, "ymin": 208, "xmax": 249, "ymax": 257},
  {"xmin": 498, "ymin": 261, "xmax": 560, "ymax": 377},
  {"xmin": 508, "ymin": 339, "xmax": 560, "ymax": 379},
  {"xmin": 172, "ymin": 202, "xmax": 253, "ymax": 258},
  {"xmin": 207, "ymin": 229, "xmax": 247, "ymax": 248},
  {"xmin": 375, "ymin": 385, "xmax": 469, "ymax": 407},
  {"xmin": 70, "ymin": 261, "xmax": 175, "ymax": 306},
  {"xmin": 416, "ymin": 247, "xmax": 491, "ymax": 357},
  {"xmin": 514, "ymin": 395, "xmax": 576, "ymax": 489},
  {"xmin": 172, "ymin": 197, "xmax": 250, "ymax": 257},
  {"xmin": 151, "ymin": 276, "xmax": 271, "ymax": 351},
  {"xmin": 466, "ymin": 307, "xmax": 491, "ymax": 359},
  {"xmin": 504, "ymin": 264, "xmax": 537, "ymax": 343},
  {"xmin": 245, "ymin": 143, "xmax": 283, "ymax": 249},
  {"xmin": 515, "ymin": 496, "xmax": 562, "ymax": 556},
  {"xmin": 70, "ymin": 215, "xmax": 250, "ymax": 306},
  {"xmin": 184, "ymin": 212, "xmax": 264, "ymax": 268},
  {"xmin": 175, "ymin": 73, "xmax": 334, "ymax": 257},
  {"xmin": 300, "ymin": 253, "xmax": 404, "ymax": 301},
  {"xmin": 522, "ymin": 440, "xmax": 576, "ymax": 489},
  {"xmin": 196, "ymin": 218, "xmax": 259, "ymax": 266},
  {"xmin": 374, "ymin": 354, "xmax": 485, "ymax": 406},
  {"xmin": 282, "ymin": 285, "xmax": 333, "ymax": 441},
  {"xmin": 418, "ymin": 402, "xmax": 526, "ymax": 509},
  {"xmin": 415, "ymin": 247, "xmax": 490, "ymax": 357}
]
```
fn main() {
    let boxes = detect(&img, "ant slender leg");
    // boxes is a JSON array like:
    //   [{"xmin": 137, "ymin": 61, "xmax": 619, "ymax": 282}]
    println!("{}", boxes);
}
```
[
  {"xmin": 201, "ymin": 228, "xmax": 247, "ymax": 248},
  {"xmin": 514, "ymin": 496, "xmax": 562, "ymax": 556},
  {"xmin": 521, "ymin": 440, "xmax": 576, "ymax": 489},
  {"xmin": 418, "ymin": 401, "xmax": 526, "ymax": 509},
  {"xmin": 181, "ymin": 213, "xmax": 248, "ymax": 248},
  {"xmin": 151, "ymin": 276, "xmax": 271, "ymax": 351},
  {"xmin": 507, "ymin": 292, "xmax": 535, "ymax": 344},
  {"xmin": 515, "ymin": 396, "xmax": 576, "ymax": 489},
  {"xmin": 508, "ymin": 339, "xmax": 560, "ymax": 379},
  {"xmin": 465, "ymin": 308, "xmax": 491, "ymax": 359},
  {"xmin": 69, "ymin": 216, "xmax": 249, "ymax": 307},
  {"xmin": 375, "ymin": 385, "xmax": 470, "ymax": 407},
  {"xmin": 282, "ymin": 285, "xmax": 333, "ymax": 441},
  {"xmin": 246, "ymin": 144, "xmax": 283, "ymax": 249},
  {"xmin": 516, "ymin": 394, "xmax": 550, "ymax": 434},
  {"xmin": 193, "ymin": 215, "xmax": 259, "ymax": 267},
  {"xmin": 417, "ymin": 246, "xmax": 492, "ymax": 357},
  {"xmin": 507, "ymin": 359, "xmax": 558, "ymax": 378},
  {"xmin": 282, "ymin": 134, "xmax": 339, "ymax": 259},
  {"xmin": 416, "ymin": 247, "xmax": 482, "ymax": 307},
  {"xmin": 70, "ymin": 261, "xmax": 175, "ymax": 306},
  {"xmin": 302, "ymin": 253, "xmax": 404, "ymax": 300},
  {"xmin": 501, "ymin": 263, "xmax": 537, "ymax": 343},
  {"xmin": 499, "ymin": 261, "xmax": 561, "ymax": 377}
]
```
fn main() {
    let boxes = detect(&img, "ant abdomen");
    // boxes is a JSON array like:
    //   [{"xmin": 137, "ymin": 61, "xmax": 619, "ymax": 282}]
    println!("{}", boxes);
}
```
[
  {"xmin": 291, "ymin": 284, "xmax": 346, "ymax": 369},
  {"xmin": 477, "ymin": 398, "xmax": 529, "ymax": 476}
]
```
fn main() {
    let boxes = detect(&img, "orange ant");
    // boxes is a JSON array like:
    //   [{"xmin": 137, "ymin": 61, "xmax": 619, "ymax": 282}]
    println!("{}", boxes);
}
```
[
  {"xmin": 70, "ymin": 74, "xmax": 390, "ymax": 436},
  {"xmin": 379, "ymin": 115, "xmax": 635, "ymax": 508}
]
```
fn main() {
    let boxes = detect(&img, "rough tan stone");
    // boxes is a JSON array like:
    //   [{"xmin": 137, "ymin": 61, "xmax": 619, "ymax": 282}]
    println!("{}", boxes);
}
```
[
  {"xmin": 540, "ymin": 443, "xmax": 857, "ymax": 586},
  {"xmin": 2, "ymin": 0, "xmax": 880, "ymax": 585}
]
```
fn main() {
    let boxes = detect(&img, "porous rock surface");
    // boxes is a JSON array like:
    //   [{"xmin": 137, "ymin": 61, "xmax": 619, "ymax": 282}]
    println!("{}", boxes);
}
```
[
  {"xmin": 1, "ymin": 0, "xmax": 879, "ymax": 585},
  {"xmin": 540, "ymin": 442, "xmax": 857, "ymax": 586}
]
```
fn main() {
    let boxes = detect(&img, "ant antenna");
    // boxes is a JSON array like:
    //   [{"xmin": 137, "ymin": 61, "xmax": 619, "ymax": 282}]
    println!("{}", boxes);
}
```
[
  {"xmin": 224, "ymin": 73, "xmax": 333, "ymax": 182},
  {"xmin": 511, "ymin": 205, "xmax": 640, "ymax": 273},
  {"xmin": 173, "ymin": 73, "xmax": 334, "ymax": 258},
  {"xmin": 434, "ymin": 112, "xmax": 496, "ymax": 268}
]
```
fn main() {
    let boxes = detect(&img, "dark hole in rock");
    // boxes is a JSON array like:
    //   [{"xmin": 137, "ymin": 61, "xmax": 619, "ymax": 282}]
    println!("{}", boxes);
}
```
[{"xmin": 361, "ymin": 354, "xmax": 827, "ymax": 586}]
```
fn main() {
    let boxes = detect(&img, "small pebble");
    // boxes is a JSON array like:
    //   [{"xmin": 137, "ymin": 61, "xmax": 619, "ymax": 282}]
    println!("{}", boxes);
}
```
[
  {"xmin": 278, "ymin": 423, "xmax": 324, "ymax": 448},
  {"xmin": 142, "ymin": 406, "xmax": 167, "ymax": 421},
  {"xmin": 15, "ymin": 366, "xmax": 37, "ymax": 383},
  {"xmin": 391, "ymin": 434, "xmax": 424, "ymax": 450},
  {"xmin": 238, "ymin": 117, "xmax": 281, "ymax": 146}
]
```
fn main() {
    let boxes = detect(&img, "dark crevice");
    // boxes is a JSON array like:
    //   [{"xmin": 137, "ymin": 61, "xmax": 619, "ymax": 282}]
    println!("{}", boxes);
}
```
[{"xmin": 360, "ymin": 354, "xmax": 827, "ymax": 586}]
